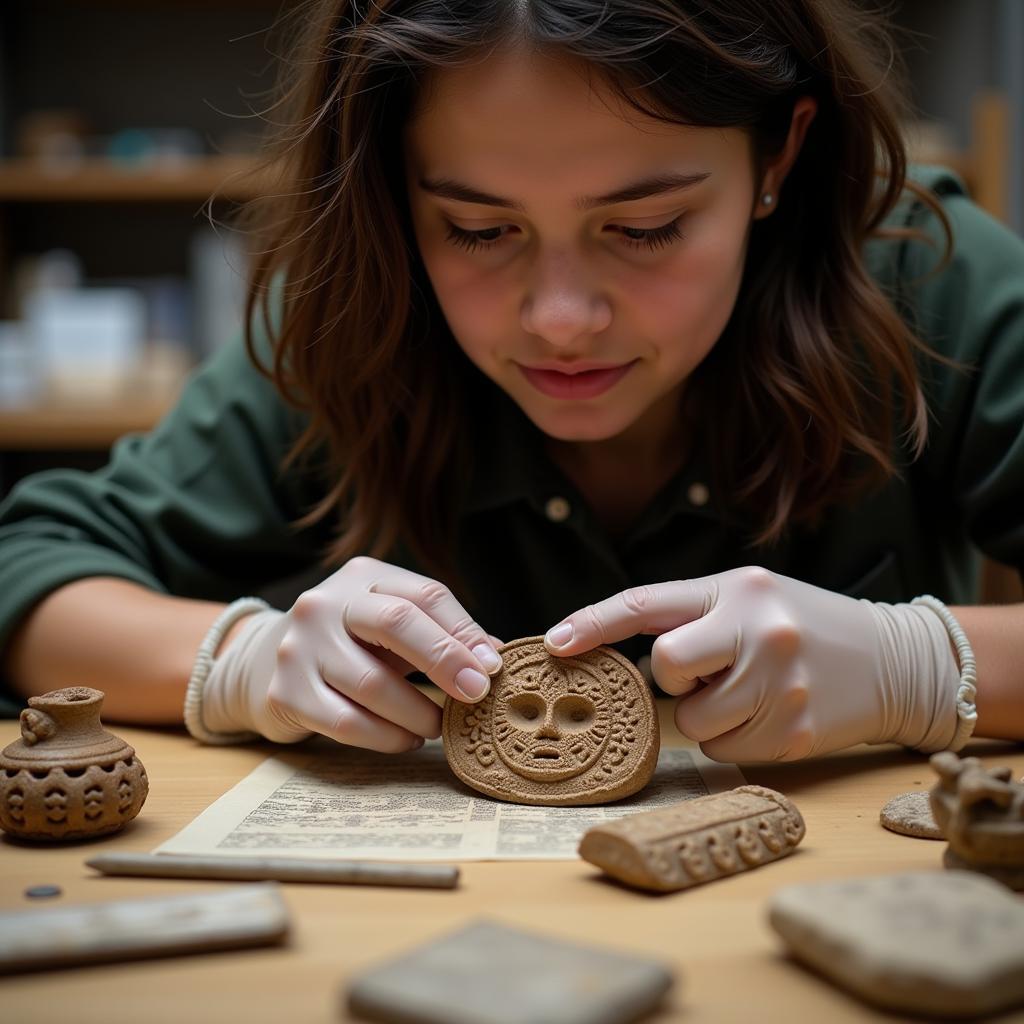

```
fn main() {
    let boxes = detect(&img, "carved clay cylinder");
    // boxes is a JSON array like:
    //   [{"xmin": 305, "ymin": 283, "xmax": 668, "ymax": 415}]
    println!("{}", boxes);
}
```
[
  {"xmin": 578, "ymin": 785, "xmax": 805, "ymax": 891},
  {"xmin": 0, "ymin": 687, "xmax": 148, "ymax": 840}
]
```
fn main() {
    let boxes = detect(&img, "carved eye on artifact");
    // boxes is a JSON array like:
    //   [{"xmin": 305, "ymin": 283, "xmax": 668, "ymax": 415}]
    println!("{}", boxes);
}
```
[
  {"xmin": 506, "ymin": 693, "xmax": 546, "ymax": 728},
  {"xmin": 553, "ymin": 695, "xmax": 596, "ymax": 731}
]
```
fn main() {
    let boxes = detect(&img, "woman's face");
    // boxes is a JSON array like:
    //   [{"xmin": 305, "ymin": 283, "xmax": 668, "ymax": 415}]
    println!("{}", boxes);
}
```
[{"xmin": 403, "ymin": 48, "xmax": 775, "ymax": 446}]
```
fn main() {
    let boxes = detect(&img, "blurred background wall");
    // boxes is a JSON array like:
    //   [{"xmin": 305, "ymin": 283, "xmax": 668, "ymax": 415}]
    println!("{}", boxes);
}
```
[{"xmin": 0, "ymin": 0, "xmax": 1021, "ymax": 584}]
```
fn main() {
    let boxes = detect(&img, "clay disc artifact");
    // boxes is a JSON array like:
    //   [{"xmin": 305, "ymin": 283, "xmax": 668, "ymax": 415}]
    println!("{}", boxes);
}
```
[
  {"xmin": 879, "ymin": 790, "xmax": 943, "ymax": 839},
  {"xmin": 442, "ymin": 636, "xmax": 659, "ymax": 807}
]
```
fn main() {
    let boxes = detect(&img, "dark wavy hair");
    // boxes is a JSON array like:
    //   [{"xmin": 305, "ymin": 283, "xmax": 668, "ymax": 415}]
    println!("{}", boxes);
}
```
[{"xmin": 237, "ymin": 0, "xmax": 951, "ymax": 591}]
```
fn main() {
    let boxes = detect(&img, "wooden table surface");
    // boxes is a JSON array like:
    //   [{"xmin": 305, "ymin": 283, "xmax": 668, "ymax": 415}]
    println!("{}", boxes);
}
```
[{"xmin": 2, "ymin": 704, "xmax": 1023, "ymax": 1024}]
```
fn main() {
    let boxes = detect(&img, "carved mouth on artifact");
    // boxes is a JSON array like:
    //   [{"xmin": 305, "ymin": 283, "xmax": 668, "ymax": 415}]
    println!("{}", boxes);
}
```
[{"xmin": 533, "ymin": 747, "xmax": 561, "ymax": 760}]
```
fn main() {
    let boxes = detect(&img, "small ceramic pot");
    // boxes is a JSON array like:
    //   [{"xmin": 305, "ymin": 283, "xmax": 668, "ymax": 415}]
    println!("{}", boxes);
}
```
[{"xmin": 0, "ymin": 687, "xmax": 148, "ymax": 840}]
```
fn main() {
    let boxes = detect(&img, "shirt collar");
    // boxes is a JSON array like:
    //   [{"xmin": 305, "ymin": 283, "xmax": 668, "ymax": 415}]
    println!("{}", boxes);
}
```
[
  {"xmin": 458, "ymin": 378, "xmax": 733, "ymax": 533},
  {"xmin": 460, "ymin": 381, "xmax": 550, "ymax": 517}
]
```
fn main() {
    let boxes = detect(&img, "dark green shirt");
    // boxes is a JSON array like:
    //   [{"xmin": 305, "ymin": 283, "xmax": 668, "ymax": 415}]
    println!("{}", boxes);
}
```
[{"xmin": 2, "ymin": 166, "xmax": 1023, "ymax": 708}]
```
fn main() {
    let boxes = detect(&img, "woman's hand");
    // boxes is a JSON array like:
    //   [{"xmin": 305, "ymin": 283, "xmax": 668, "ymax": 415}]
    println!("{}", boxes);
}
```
[
  {"xmin": 542, "ymin": 567, "xmax": 959, "ymax": 762},
  {"xmin": 199, "ymin": 557, "xmax": 503, "ymax": 751}
]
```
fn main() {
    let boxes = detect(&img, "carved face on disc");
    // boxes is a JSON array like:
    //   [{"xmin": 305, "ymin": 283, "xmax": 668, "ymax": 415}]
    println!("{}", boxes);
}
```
[
  {"xmin": 442, "ymin": 636, "xmax": 660, "ymax": 806},
  {"xmin": 493, "ymin": 659, "xmax": 611, "ymax": 781}
]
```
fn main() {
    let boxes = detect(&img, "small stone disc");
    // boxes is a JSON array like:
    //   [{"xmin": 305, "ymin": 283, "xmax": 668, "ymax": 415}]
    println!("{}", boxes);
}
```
[
  {"xmin": 879, "ymin": 790, "xmax": 942, "ymax": 839},
  {"xmin": 24, "ymin": 884, "xmax": 63, "ymax": 899}
]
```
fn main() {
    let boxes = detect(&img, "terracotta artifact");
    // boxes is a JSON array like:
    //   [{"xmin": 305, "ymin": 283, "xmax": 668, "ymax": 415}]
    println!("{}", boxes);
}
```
[
  {"xmin": 442, "ymin": 636, "xmax": 659, "ymax": 806},
  {"xmin": 769, "ymin": 870, "xmax": 1024, "ymax": 1018},
  {"xmin": 0, "ymin": 687, "xmax": 148, "ymax": 840},
  {"xmin": 929, "ymin": 751, "xmax": 1024, "ymax": 890},
  {"xmin": 578, "ymin": 785, "xmax": 805, "ymax": 891}
]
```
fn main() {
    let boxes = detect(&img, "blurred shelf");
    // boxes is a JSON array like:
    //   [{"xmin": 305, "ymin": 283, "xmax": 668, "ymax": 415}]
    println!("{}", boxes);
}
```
[
  {"xmin": 0, "ymin": 396, "xmax": 178, "ymax": 449},
  {"xmin": 0, "ymin": 156, "xmax": 267, "ymax": 203}
]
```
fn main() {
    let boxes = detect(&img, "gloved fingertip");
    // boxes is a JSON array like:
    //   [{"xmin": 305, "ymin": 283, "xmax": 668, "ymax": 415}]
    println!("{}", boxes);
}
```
[
  {"xmin": 472, "ymin": 642, "xmax": 503, "ymax": 675},
  {"xmin": 544, "ymin": 621, "xmax": 574, "ymax": 651}
]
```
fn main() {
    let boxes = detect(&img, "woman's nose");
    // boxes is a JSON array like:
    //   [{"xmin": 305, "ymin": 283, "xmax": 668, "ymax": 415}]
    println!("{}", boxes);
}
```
[{"xmin": 520, "ymin": 250, "xmax": 612, "ymax": 346}]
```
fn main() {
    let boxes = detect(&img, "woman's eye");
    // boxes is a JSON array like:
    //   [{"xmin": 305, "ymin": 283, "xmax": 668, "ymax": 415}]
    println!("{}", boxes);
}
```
[
  {"xmin": 443, "ymin": 215, "xmax": 686, "ymax": 254},
  {"xmin": 444, "ymin": 223, "xmax": 509, "ymax": 253},
  {"xmin": 616, "ymin": 215, "xmax": 686, "ymax": 251}
]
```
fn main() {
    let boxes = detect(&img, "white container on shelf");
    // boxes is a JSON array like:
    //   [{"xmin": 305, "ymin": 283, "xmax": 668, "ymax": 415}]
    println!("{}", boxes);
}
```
[
  {"xmin": 0, "ymin": 321, "xmax": 43, "ymax": 407},
  {"xmin": 25, "ymin": 286, "xmax": 146, "ymax": 401}
]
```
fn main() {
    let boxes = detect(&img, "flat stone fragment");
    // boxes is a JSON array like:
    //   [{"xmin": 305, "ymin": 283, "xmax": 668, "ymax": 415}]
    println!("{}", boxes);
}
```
[
  {"xmin": 768, "ymin": 871, "xmax": 1024, "ymax": 1019},
  {"xmin": 0, "ymin": 884, "xmax": 289, "ymax": 972},
  {"xmin": 346, "ymin": 919, "xmax": 675, "ymax": 1024},
  {"xmin": 443, "ymin": 636, "xmax": 659, "ymax": 806},
  {"xmin": 880, "ymin": 790, "xmax": 943, "ymax": 839},
  {"xmin": 579, "ymin": 785, "xmax": 805, "ymax": 891}
]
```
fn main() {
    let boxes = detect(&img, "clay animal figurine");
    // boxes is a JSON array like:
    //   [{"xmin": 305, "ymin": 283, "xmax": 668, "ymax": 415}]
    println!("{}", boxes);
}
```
[
  {"xmin": 0, "ymin": 687, "xmax": 148, "ymax": 840},
  {"xmin": 929, "ymin": 750, "xmax": 1024, "ymax": 891},
  {"xmin": 579, "ymin": 785, "xmax": 805, "ymax": 891},
  {"xmin": 442, "ymin": 636, "xmax": 659, "ymax": 806}
]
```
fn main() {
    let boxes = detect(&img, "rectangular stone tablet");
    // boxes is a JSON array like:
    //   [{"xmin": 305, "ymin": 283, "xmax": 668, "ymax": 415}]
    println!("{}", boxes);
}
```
[
  {"xmin": 0, "ymin": 884, "xmax": 289, "ymax": 973},
  {"xmin": 346, "ymin": 919, "xmax": 674, "ymax": 1024}
]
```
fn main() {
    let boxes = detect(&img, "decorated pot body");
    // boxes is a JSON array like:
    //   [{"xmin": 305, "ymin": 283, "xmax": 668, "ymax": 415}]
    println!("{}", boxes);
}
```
[{"xmin": 0, "ymin": 687, "xmax": 148, "ymax": 840}]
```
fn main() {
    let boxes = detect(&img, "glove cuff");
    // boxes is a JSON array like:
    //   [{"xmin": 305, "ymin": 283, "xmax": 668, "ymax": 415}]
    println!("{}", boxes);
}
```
[
  {"xmin": 910, "ymin": 595, "xmax": 978, "ymax": 751},
  {"xmin": 866, "ymin": 598, "xmax": 966, "ymax": 752},
  {"xmin": 184, "ymin": 597, "xmax": 272, "ymax": 745}
]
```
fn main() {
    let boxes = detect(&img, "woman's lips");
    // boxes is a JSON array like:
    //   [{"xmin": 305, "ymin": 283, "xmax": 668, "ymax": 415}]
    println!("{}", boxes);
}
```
[{"xmin": 518, "ymin": 360, "xmax": 637, "ymax": 399}]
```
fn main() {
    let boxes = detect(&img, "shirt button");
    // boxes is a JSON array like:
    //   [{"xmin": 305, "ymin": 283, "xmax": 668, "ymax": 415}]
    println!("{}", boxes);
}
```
[
  {"xmin": 544, "ymin": 496, "xmax": 572, "ymax": 522},
  {"xmin": 687, "ymin": 481, "xmax": 710, "ymax": 507}
]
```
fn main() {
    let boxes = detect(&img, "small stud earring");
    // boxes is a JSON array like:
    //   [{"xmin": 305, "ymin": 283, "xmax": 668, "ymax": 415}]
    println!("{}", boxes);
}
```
[{"xmin": 761, "ymin": 193, "xmax": 774, "ymax": 207}]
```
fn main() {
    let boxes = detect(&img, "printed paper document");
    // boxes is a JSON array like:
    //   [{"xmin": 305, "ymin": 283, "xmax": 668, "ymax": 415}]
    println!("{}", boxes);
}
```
[{"xmin": 157, "ymin": 740, "xmax": 745, "ymax": 861}]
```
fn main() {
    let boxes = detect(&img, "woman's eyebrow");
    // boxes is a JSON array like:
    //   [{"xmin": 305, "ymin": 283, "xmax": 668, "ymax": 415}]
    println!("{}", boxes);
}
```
[{"xmin": 418, "ymin": 171, "xmax": 711, "ymax": 212}]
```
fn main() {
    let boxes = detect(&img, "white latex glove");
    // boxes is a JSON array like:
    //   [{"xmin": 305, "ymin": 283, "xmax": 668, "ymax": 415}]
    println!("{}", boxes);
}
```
[
  {"xmin": 542, "ymin": 567, "xmax": 960, "ymax": 762},
  {"xmin": 199, "ymin": 557, "xmax": 504, "ymax": 751}
]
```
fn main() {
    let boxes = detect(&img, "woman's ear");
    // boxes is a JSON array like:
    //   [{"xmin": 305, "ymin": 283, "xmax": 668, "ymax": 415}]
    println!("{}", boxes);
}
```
[{"xmin": 753, "ymin": 96, "xmax": 818, "ymax": 219}]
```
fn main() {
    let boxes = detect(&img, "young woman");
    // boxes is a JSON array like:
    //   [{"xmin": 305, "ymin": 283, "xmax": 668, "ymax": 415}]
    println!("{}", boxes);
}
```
[{"xmin": 2, "ymin": 0, "xmax": 1022, "ymax": 762}]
